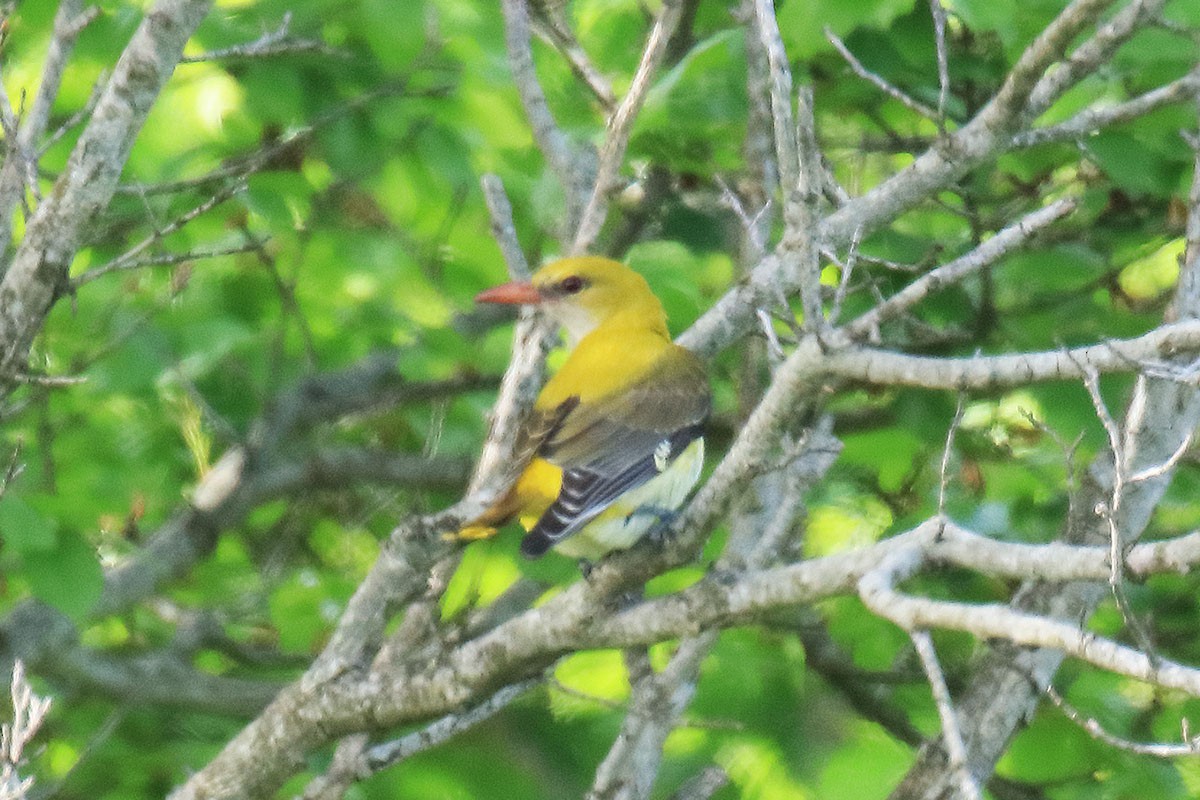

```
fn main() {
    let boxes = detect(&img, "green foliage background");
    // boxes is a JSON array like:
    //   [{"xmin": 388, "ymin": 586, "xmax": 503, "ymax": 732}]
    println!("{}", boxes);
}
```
[{"xmin": 0, "ymin": 0, "xmax": 1198, "ymax": 797}]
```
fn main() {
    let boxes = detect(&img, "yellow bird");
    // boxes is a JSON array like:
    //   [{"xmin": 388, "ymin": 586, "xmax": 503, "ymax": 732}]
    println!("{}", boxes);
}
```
[{"xmin": 462, "ymin": 256, "xmax": 710, "ymax": 560}]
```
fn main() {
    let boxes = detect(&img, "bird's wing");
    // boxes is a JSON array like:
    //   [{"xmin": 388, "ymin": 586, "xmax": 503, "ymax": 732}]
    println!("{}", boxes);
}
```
[
  {"xmin": 456, "ymin": 396, "xmax": 576, "ymax": 534},
  {"xmin": 521, "ymin": 347, "xmax": 709, "ymax": 556}
]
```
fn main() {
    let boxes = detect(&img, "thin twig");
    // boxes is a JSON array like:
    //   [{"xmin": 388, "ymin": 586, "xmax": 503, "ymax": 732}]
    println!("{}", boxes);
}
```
[
  {"xmin": 669, "ymin": 766, "xmax": 729, "ymax": 800},
  {"xmin": 755, "ymin": 309, "xmax": 786, "ymax": 365},
  {"xmin": 825, "ymin": 26, "xmax": 939, "ymax": 121},
  {"xmin": 1013, "ymin": 68, "xmax": 1200, "ymax": 148},
  {"xmin": 938, "ymin": 394, "xmax": 966, "ymax": 517},
  {"xmin": 72, "ymin": 242, "xmax": 262, "ymax": 285},
  {"xmin": 845, "ymin": 198, "xmax": 1077, "ymax": 339},
  {"xmin": 38, "ymin": 71, "xmax": 108, "ymax": 157},
  {"xmin": 530, "ymin": 7, "xmax": 616, "ymax": 111},
  {"xmin": 0, "ymin": 440, "xmax": 22, "ymax": 501},
  {"xmin": 112, "ymin": 79, "xmax": 447, "ymax": 197},
  {"xmin": 572, "ymin": 0, "xmax": 683, "ymax": 254},
  {"xmin": 827, "ymin": 224, "xmax": 861, "ymax": 326},
  {"xmin": 239, "ymin": 224, "xmax": 319, "ymax": 368},
  {"xmin": 1, "ymin": 661, "xmax": 52, "ymax": 800},
  {"xmin": 480, "ymin": 174, "xmax": 530, "ymax": 280},
  {"xmin": 1045, "ymin": 683, "xmax": 1200, "ymax": 757},
  {"xmin": 25, "ymin": 3, "xmax": 101, "ymax": 151},
  {"xmin": 73, "ymin": 181, "xmax": 249, "ymax": 287},
  {"xmin": 0, "ymin": 372, "xmax": 86, "ymax": 388},
  {"xmin": 1128, "ymin": 432, "xmax": 1193, "ymax": 483},
  {"xmin": 0, "ymin": 0, "xmax": 101, "ymax": 256},
  {"xmin": 910, "ymin": 631, "xmax": 981, "ymax": 800},
  {"xmin": 1023, "ymin": 0, "xmax": 1166, "ymax": 120},
  {"xmin": 1079, "ymin": 367, "xmax": 1159, "ymax": 659},
  {"xmin": 363, "ymin": 679, "xmax": 539, "ymax": 771},
  {"xmin": 929, "ymin": 0, "xmax": 951, "ymax": 131},
  {"xmin": 32, "ymin": 707, "xmax": 125, "ymax": 800},
  {"xmin": 180, "ymin": 13, "xmax": 342, "ymax": 63},
  {"xmin": 716, "ymin": 175, "xmax": 770, "ymax": 261},
  {"xmin": 500, "ymin": 0, "xmax": 584, "ymax": 232}
]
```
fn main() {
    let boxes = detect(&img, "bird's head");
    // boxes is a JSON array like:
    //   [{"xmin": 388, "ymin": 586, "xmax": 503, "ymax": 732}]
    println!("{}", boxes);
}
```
[{"xmin": 476, "ymin": 257, "xmax": 667, "ymax": 343}]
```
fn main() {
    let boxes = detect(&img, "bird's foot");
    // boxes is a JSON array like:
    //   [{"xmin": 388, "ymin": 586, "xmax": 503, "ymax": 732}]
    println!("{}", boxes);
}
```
[{"xmin": 635, "ymin": 506, "xmax": 679, "ymax": 544}]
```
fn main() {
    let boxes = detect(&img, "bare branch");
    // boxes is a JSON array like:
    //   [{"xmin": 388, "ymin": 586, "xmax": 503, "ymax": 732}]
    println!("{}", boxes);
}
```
[
  {"xmin": 930, "ymin": 0, "xmax": 951, "ymax": 129},
  {"xmin": 530, "ymin": 4, "xmax": 616, "ymax": 111},
  {"xmin": 31, "ymin": 706, "xmax": 124, "ymax": 800},
  {"xmin": 825, "ymin": 26, "xmax": 939, "ymax": 121},
  {"xmin": 1079, "ymin": 365, "xmax": 1131, "ymax": 598},
  {"xmin": 981, "ymin": 0, "xmax": 1117, "ymax": 132},
  {"xmin": 572, "ymin": 0, "xmax": 683, "ymax": 254},
  {"xmin": 480, "ymin": 173, "xmax": 530, "ymax": 280},
  {"xmin": 850, "ymin": 201, "xmax": 1077, "ymax": 340},
  {"xmin": 860, "ymin": 546, "xmax": 1200, "ymax": 696},
  {"xmin": 753, "ymin": 0, "xmax": 798, "ymax": 190},
  {"xmin": 0, "ymin": 661, "xmax": 50, "ymax": 800},
  {"xmin": 937, "ymin": 395, "xmax": 966, "ymax": 516},
  {"xmin": 37, "ymin": 71, "xmax": 107, "ymax": 158},
  {"xmin": 302, "ymin": 679, "xmax": 539, "ymax": 799},
  {"xmin": 500, "ymin": 0, "xmax": 585, "ymax": 232},
  {"xmin": 73, "ymin": 241, "xmax": 262, "ymax": 286},
  {"xmin": 822, "ymin": 320, "xmax": 1200, "ymax": 391},
  {"xmin": 1013, "ymin": 68, "xmax": 1200, "ymax": 148},
  {"xmin": 73, "ymin": 180, "xmax": 249, "ymax": 287},
  {"xmin": 1045, "ymin": 683, "xmax": 1200, "ymax": 757},
  {"xmin": 112, "ymin": 79, "xmax": 441, "ymax": 198},
  {"xmin": 586, "ymin": 636, "xmax": 717, "ymax": 800},
  {"xmin": 788, "ymin": 84, "xmax": 824, "ymax": 330},
  {"xmin": 368, "ymin": 679, "xmax": 538, "ymax": 771},
  {"xmin": 0, "ymin": 0, "xmax": 215, "ymax": 391},
  {"xmin": 0, "ymin": 0, "xmax": 102, "ymax": 257},
  {"xmin": 179, "ymin": 13, "xmax": 341, "ymax": 63},
  {"xmin": 0, "ymin": 371, "xmax": 85, "ymax": 388},
  {"xmin": 0, "ymin": 440, "xmax": 21, "ymax": 502},
  {"xmin": 1024, "ymin": 0, "xmax": 1167, "ymax": 120},
  {"xmin": 826, "ymin": 224, "xmax": 860, "ymax": 326},
  {"xmin": 910, "ymin": 632, "xmax": 980, "ymax": 800},
  {"xmin": 669, "ymin": 767, "xmax": 729, "ymax": 800}
]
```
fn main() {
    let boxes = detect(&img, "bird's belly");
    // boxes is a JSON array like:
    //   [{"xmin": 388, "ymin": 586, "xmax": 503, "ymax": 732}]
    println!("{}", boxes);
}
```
[{"xmin": 553, "ymin": 438, "xmax": 705, "ymax": 560}]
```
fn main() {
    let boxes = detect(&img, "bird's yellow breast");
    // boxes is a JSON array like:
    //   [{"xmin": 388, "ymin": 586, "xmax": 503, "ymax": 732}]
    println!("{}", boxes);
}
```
[{"xmin": 537, "ymin": 321, "xmax": 675, "ymax": 409}]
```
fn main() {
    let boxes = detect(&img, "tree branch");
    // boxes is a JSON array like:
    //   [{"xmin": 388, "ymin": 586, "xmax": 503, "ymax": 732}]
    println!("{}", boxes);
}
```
[
  {"xmin": 0, "ymin": 0, "xmax": 214, "ymax": 392},
  {"xmin": 572, "ymin": 0, "xmax": 683, "ymax": 254}
]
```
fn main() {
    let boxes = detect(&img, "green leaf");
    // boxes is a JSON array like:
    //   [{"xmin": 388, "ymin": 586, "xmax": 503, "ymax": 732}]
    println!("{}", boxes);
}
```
[
  {"xmin": 778, "ymin": 0, "xmax": 915, "ymax": 58},
  {"xmin": 632, "ymin": 30, "xmax": 748, "ymax": 173},
  {"xmin": 361, "ymin": 0, "xmax": 427, "ymax": 69},
  {"xmin": 817, "ymin": 722, "xmax": 912, "ymax": 800},
  {"xmin": 243, "ymin": 172, "xmax": 315, "ymax": 231},
  {"xmin": 1088, "ymin": 131, "xmax": 1181, "ymax": 196},
  {"xmin": 23, "ymin": 530, "xmax": 103, "ymax": 622},
  {"xmin": 0, "ymin": 495, "xmax": 58, "ymax": 553}
]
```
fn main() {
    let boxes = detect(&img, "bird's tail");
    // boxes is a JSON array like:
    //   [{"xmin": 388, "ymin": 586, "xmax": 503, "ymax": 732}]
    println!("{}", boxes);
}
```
[
  {"xmin": 519, "ymin": 530, "xmax": 553, "ymax": 557},
  {"xmin": 450, "ymin": 458, "xmax": 562, "ymax": 543},
  {"xmin": 450, "ymin": 488, "xmax": 521, "ymax": 542}
]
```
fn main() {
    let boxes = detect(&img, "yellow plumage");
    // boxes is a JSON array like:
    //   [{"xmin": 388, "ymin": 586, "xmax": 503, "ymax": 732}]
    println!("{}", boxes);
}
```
[{"xmin": 460, "ymin": 257, "xmax": 710, "ymax": 560}]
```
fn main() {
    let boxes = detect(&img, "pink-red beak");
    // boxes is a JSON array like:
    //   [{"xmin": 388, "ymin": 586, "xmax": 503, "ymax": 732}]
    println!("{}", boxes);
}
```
[{"xmin": 475, "ymin": 281, "xmax": 542, "ymax": 305}]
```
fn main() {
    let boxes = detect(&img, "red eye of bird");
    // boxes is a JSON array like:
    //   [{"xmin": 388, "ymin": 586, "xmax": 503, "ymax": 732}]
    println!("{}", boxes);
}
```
[{"xmin": 560, "ymin": 276, "xmax": 585, "ymax": 294}]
